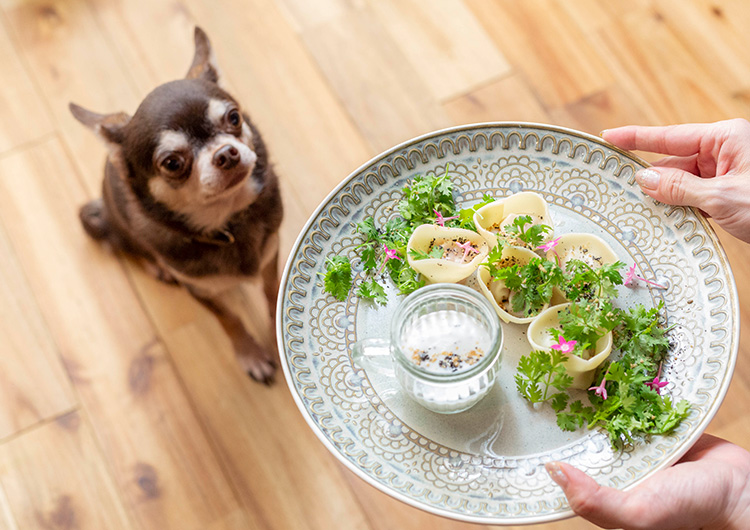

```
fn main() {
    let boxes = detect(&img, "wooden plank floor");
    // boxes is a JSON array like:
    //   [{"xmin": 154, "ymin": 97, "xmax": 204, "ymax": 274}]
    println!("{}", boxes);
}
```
[{"xmin": 0, "ymin": 1, "xmax": 748, "ymax": 529}]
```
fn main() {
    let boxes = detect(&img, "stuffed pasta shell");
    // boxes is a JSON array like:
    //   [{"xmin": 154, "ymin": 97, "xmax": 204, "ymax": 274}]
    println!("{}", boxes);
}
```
[
  {"xmin": 547, "ymin": 233, "xmax": 618, "ymax": 270},
  {"xmin": 476, "ymin": 246, "xmax": 551, "ymax": 324},
  {"xmin": 527, "ymin": 302, "xmax": 613, "ymax": 389},
  {"xmin": 406, "ymin": 225, "xmax": 489, "ymax": 284},
  {"xmin": 473, "ymin": 191, "xmax": 553, "ymax": 249}
]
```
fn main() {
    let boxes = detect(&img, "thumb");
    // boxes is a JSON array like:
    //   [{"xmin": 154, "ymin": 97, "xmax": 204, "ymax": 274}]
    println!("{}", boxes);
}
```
[
  {"xmin": 634, "ymin": 167, "xmax": 712, "ymax": 211},
  {"xmin": 545, "ymin": 461, "xmax": 636, "ymax": 528}
]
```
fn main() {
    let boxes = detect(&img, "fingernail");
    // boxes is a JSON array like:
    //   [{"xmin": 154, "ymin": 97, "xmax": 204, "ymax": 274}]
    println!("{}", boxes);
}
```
[
  {"xmin": 545, "ymin": 461, "xmax": 569, "ymax": 487},
  {"xmin": 599, "ymin": 129, "xmax": 609, "ymax": 137},
  {"xmin": 636, "ymin": 168, "xmax": 660, "ymax": 190}
]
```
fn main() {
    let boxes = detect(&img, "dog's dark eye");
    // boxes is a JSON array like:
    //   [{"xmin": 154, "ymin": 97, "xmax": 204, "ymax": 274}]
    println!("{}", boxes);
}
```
[
  {"xmin": 227, "ymin": 109, "xmax": 242, "ymax": 128},
  {"xmin": 161, "ymin": 154, "xmax": 185, "ymax": 173}
]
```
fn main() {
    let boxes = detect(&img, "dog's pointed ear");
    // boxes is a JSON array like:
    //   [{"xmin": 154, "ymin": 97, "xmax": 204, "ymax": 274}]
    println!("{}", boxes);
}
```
[
  {"xmin": 69, "ymin": 103, "xmax": 130, "ymax": 145},
  {"xmin": 185, "ymin": 27, "xmax": 220, "ymax": 83}
]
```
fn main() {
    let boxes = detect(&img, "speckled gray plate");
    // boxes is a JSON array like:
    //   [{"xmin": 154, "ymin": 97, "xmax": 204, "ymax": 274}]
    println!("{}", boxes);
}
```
[{"xmin": 277, "ymin": 123, "xmax": 739, "ymax": 524}]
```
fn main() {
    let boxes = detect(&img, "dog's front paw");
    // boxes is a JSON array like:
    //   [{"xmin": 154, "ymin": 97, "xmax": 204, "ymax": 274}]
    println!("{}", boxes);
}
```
[
  {"xmin": 235, "ymin": 340, "xmax": 277, "ymax": 385},
  {"xmin": 243, "ymin": 357, "xmax": 277, "ymax": 385}
]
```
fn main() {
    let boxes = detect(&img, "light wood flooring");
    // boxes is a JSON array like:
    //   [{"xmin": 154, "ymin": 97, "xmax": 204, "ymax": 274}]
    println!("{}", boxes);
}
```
[{"xmin": 0, "ymin": 0, "xmax": 749, "ymax": 529}]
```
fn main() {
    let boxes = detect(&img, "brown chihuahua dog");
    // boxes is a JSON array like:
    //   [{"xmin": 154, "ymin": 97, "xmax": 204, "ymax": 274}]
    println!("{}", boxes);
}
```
[{"xmin": 71, "ymin": 27, "xmax": 282, "ymax": 383}]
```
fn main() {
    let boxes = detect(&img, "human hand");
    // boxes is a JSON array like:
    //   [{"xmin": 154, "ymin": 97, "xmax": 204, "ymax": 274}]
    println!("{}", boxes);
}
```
[
  {"xmin": 602, "ymin": 119, "xmax": 750, "ymax": 244},
  {"xmin": 545, "ymin": 433, "xmax": 750, "ymax": 529}
]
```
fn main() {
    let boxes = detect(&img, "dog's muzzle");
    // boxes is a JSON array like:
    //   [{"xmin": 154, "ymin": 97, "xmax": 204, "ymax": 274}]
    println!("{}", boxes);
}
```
[{"xmin": 213, "ymin": 144, "xmax": 240, "ymax": 170}]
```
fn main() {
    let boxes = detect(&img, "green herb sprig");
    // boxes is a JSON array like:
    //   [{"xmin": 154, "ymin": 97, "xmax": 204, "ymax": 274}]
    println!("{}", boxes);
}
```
[
  {"xmin": 515, "ymin": 260, "xmax": 689, "ymax": 447},
  {"xmin": 348, "ymin": 167, "xmax": 467, "ymax": 304},
  {"xmin": 321, "ymin": 256, "xmax": 352, "ymax": 301},
  {"xmin": 490, "ymin": 257, "xmax": 564, "ymax": 317},
  {"xmin": 587, "ymin": 361, "xmax": 690, "ymax": 445},
  {"xmin": 398, "ymin": 171, "xmax": 455, "ymax": 227},
  {"xmin": 515, "ymin": 349, "xmax": 573, "ymax": 405},
  {"xmin": 504, "ymin": 215, "xmax": 553, "ymax": 248},
  {"xmin": 563, "ymin": 259, "xmax": 625, "ymax": 302},
  {"xmin": 456, "ymin": 194, "xmax": 496, "ymax": 230}
]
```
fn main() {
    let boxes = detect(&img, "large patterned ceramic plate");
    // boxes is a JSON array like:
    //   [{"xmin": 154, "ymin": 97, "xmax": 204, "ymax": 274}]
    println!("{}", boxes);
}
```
[{"xmin": 277, "ymin": 123, "xmax": 739, "ymax": 524}]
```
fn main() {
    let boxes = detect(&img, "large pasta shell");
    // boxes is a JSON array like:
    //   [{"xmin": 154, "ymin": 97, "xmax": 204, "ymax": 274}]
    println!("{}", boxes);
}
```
[
  {"xmin": 406, "ymin": 225, "xmax": 489, "ymax": 284},
  {"xmin": 472, "ymin": 199, "xmax": 505, "ymax": 248},
  {"xmin": 547, "ymin": 233, "xmax": 619, "ymax": 303},
  {"xmin": 476, "ymin": 245, "xmax": 547, "ymax": 324},
  {"xmin": 527, "ymin": 302, "xmax": 613, "ymax": 389},
  {"xmin": 473, "ymin": 191, "xmax": 553, "ymax": 248},
  {"xmin": 547, "ymin": 233, "xmax": 618, "ymax": 270}
]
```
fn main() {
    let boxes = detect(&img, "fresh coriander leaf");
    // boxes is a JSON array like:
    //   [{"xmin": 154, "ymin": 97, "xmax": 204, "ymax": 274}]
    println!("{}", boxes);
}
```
[
  {"xmin": 599, "ymin": 261, "xmax": 626, "ymax": 287},
  {"xmin": 493, "ymin": 258, "xmax": 564, "ymax": 318},
  {"xmin": 584, "ymin": 359, "xmax": 691, "ymax": 448},
  {"xmin": 382, "ymin": 217, "xmax": 410, "ymax": 244},
  {"xmin": 504, "ymin": 215, "xmax": 552, "ymax": 248},
  {"xmin": 556, "ymin": 400, "xmax": 594, "ymax": 432},
  {"xmin": 354, "ymin": 217, "xmax": 383, "ymax": 272},
  {"xmin": 562, "ymin": 259, "xmax": 597, "ymax": 301},
  {"xmin": 356, "ymin": 278, "xmax": 387, "ymax": 305},
  {"xmin": 398, "ymin": 170, "xmax": 457, "ymax": 227},
  {"xmin": 322, "ymin": 256, "xmax": 351, "ymax": 301},
  {"xmin": 358, "ymin": 243, "xmax": 378, "ymax": 272},
  {"xmin": 482, "ymin": 240, "xmax": 507, "ymax": 278},
  {"xmin": 516, "ymin": 349, "xmax": 570, "ymax": 404},
  {"xmin": 408, "ymin": 247, "xmax": 444, "ymax": 260},
  {"xmin": 521, "ymin": 223, "xmax": 552, "ymax": 248},
  {"xmin": 654, "ymin": 398, "xmax": 691, "ymax": 433},
  {"xmin": 563, "ymin": 260, "xmax": 625, "ymax": 302},
  {"xmin": 550, "ymin": 365, "xmax": 574, "ymax": 391},
  {"xmin": 547, "ymin": 349, "xmax": 571, "ymax": 387},
  {"xmin": 550, "ymin": 392, "xmax": 569, "ymax": 413},
  {"xmin": 557, "ymin": 300, "xmax": 618, "ymax": 355},
  {"xmin": 492, "ymin": 263, "xmax": 523, "ymax": 290},
  {"xmin": 614, "ymin": 302, "xmax": 670, "ymax": 371},
  {"xmin": 556, "ymin": 412, "xmax": 580, "ymax": 432},
  {"xmin": 487, "ymin": 239, "xmax": 505, "ymax": 260},
  {"xmin": 355, "ymin": 217, "xmax": 379, "ymax": 241},
  {"xmin": 515, "ymin": 373, "xmax": 543, "ymax": 403},
  {"xmin": 457, "ymin": 194, "xmax": 496, "ymax": 230},
  {"xmin": 505, "ymin": 215, "xmax": 533, "ymax": 236}
]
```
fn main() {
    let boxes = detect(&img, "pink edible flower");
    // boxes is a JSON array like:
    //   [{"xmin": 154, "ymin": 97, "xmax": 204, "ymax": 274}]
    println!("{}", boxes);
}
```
[
  {"xmin": 378, "ymin": 244, "xmax": 401, "ymax": 274},
  {"xmin": 550, "ymin": 336, "xmax": 577, "ymax": 354},
  {"xmin": 624, "ymin": 263, "xmax": 667, "ymax": 290},
  {"xmin": 383, "ymin": 244, "xmax": 400, "ymax": 261},
  {"xmin": 645, "ymin": 376, "xmax": 669, "ymax": 394},
  {"xmin": 645, "ymin": 363, "xmax": 669, "ymax": 395},
  {"xmin": 623, "ymin": 263, "xmax": 637, "ymax": 286},
  {"xmin": 455, "ymin": 240, "xmax": 477, "ymax": 262},
  {"xmin": 434, "ymin": 209, "xmax": 458, "ymax": 227},
  {"xmin": 588, "ymin": 370, "xmax": 609, "ymax": 401},
  {"xmin": 536, "ymin": 237, "xmax": 562, "ymax": 253},
  {"xmin": 589, "ymin": 378, "xmax": 608, "ymax": 401}
]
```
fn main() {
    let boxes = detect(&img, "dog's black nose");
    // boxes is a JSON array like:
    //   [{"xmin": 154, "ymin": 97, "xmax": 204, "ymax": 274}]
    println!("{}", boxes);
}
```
[{"xmin": 213, "ymin": 145, "xmax": 240, "ymax": 170}]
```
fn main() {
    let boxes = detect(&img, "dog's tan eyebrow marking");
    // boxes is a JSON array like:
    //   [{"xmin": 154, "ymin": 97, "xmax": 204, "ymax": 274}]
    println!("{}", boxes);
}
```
[
  {"xmin": 207, "ymin": 98, "xmax": 229, "ymax": 125},
  {"xmin": 156, "ymin": 130, "xmax": 189, "ymax": 156}
]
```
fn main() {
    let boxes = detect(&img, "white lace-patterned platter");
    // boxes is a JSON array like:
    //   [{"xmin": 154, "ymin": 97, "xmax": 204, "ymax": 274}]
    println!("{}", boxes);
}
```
[{"xmin": 277, "ymin": 123, "xmax": 739, "ymax": 524}]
